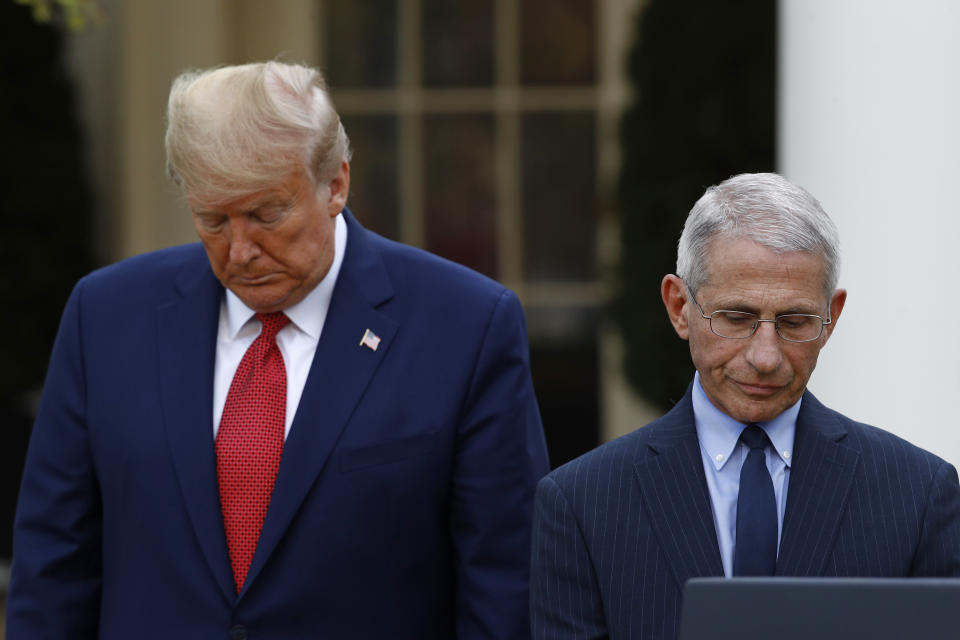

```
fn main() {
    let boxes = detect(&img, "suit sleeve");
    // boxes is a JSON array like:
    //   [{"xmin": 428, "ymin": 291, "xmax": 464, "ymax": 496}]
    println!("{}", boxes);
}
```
[
  {"xmin": 910, "ymin": 459, "xmax": 960, "ymax": 576},
  {"xmin": 7, "ymin": 281, "xmax": 102, "ymax": 639},
  {"xmin": 449, "ymin": 289, "xmax": 550, "ymax": 640},
  {"xmin": 530, "ymin": 475, "xmax": 609, "ymax": 640}
]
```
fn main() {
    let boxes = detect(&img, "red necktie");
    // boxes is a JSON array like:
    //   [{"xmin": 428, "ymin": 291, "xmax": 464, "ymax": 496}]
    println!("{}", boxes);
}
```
[{"xmin": 216, "ymin": 311, "xmax": 290, "ymax": 592}]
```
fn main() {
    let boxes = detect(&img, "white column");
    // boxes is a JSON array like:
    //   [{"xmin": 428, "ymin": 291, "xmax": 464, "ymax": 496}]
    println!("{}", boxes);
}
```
[
  {"xmin": 780, "ymin": 0, "xmax": 960, "ymax": 465},
  {"xmin": 119, "ymin": 0, "xmax": 231, "ymax": 259},
  {"xmin": 116, "ymin": 0, "xmax": 321, "ymax": 260}
]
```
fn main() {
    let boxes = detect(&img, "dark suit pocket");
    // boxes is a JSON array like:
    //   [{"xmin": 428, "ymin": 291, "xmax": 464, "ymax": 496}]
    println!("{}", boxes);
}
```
[{"xmin": 338, "ymin": 431, "xmax": 438, "ymax": 473}]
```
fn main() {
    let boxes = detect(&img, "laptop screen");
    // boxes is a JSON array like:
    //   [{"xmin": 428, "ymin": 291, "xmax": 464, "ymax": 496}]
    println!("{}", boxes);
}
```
[{"xmin": 679, "ymin": 577, "xmax": 960, "ymax": 640}]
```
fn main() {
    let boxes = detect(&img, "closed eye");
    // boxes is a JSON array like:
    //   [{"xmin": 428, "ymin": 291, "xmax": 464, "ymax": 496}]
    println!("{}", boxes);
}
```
[
  {"xmin": 778, "ymin": 315, "xmax": 815, "ymax": 329},
  {"xmin": 195, "ymin": 215, "xmax": 227, "ymax": 231},
  {"xmin": 250, "ymin": 206, "xmax": 288, "ymax": 225},
  {"xmin": 717, "ymin": 311, "xmax": 755, "ymax": 325}
]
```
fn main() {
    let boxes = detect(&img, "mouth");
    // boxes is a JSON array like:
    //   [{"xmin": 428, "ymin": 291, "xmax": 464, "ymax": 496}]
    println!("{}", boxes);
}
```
[
  {"xmin": 733, "ymin": 381, "xmax": 783, "ymax": 397},
  {"xmin": 233, "ymin": 273, "xmax": 277, "ymax": 285}
]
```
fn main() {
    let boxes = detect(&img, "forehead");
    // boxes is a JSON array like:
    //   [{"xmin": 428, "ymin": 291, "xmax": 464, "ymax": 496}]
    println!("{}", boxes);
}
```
[
  {"xmin": 187, "ymin": 172, "xmax": 307, "ymax": 213},
  {"xmin": 700, "ymin": 236, "xmax": 829, "ymax": 310}
]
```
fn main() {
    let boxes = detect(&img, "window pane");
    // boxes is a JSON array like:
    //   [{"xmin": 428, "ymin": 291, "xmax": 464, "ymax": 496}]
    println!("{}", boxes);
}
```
[
  {"xmin": 522, "ymin": 112, "xmax": 596, "ymax": 280},
  {"xmin": 423, "ymin": 0, "xmax": 494, "ymax": 87},
  {"xmin": 341, "ymin": 115, "xmax": 398, "ymax": 239},
  {"xmin": 521, "ymin": 0, "xmax": 596, "ymax": 85},
  {"xmin": 424, "ymin": 114, "xmax": 496, "ymax": 277},
  {"xmin": 324, "ymin": 1, "xmax": 397, "ymax": 88}
]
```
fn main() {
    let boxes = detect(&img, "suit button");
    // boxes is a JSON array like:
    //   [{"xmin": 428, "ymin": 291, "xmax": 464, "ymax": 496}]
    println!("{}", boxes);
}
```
[{"xmin": 230, "ymin": 625, "xmax": 248, "ymax": 640}]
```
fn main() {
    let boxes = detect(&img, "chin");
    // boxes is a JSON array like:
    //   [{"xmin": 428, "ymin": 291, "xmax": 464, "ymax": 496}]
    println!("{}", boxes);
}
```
[
  {"xmin": 237, "ymin": 294, "xmax": 288, "ymax": 314},
  {"xmin": 229, "ymin": 284, "xmax": 287, "ymax": 311},
  {"xmin": 734, "ymin": 402, "xmax": 788, "ymax": 424}
]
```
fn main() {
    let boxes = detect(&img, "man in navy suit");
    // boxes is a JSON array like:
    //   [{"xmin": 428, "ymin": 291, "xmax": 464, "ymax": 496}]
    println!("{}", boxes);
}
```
[
  {"xmin": 8, "ymin": 61, "xmax": 549, "ymax": 639},
  {"xmin": 531, "ymin": 173, "xmax": 960, "ymax": 639}
]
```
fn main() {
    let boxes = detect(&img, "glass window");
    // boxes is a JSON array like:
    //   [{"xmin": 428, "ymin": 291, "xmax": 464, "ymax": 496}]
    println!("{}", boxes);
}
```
[
  {"xmin": 522, "ymin": 112, "xmax": 597, "ymax": 280},
  {"xmin": 341, "ymin": 115, "xmax": 399, "ymax": 240},
  {"xmin": 323, "ymin": 0, "xmax": 609, "ymax": 463},
  {"xmin": 422, "ymin": 0, "xmax": 494, "ymax": 87},
  {"xmin": 521, "ymin": 0, "xmax": 596, "ymax": 85},
  {"xmin": 424, "ymin": 114, "xmax": 497, "ymax": 277},
  {"xmin": 324, "ymin": 1, "xmax": 397, "ymax": 88}
]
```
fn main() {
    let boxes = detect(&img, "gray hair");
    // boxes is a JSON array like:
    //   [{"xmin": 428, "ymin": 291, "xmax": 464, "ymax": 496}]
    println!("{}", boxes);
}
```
[
  {"xmin": 676, "ymin": 172, "xmax": 841, "ymax": 302},
  {"xmin": 165, "ymin": 61, "xmax": 352, "ymax": 206}
]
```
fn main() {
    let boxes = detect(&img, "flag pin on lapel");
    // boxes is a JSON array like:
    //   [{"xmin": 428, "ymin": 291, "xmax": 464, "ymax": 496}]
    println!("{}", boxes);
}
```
[{"xmin": 359, "ymin": 328, "xmax": 381, "ymax": 352}]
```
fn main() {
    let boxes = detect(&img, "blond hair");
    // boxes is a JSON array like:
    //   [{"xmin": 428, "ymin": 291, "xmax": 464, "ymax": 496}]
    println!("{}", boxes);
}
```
[{"xmin": 165, "ymin": 61, "xmax": 351, "ymax": 206}]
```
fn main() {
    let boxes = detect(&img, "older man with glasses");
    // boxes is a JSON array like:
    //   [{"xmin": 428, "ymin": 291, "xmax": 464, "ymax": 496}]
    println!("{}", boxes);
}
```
[{"xmin": 530, "ymin": 172, "xmax": 960, "ymax": 640}]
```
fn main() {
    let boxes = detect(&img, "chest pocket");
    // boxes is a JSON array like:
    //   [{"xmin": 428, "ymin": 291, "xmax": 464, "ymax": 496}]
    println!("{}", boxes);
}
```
[{"xmin": 338, "ymin": 431, "xmax": 438, "ymax": 473}]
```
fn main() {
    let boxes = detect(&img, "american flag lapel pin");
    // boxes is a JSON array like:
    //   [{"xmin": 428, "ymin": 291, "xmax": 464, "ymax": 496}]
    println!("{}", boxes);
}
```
[{"xmin": 359, "ymin": 328, "xmax": 381, "ymax": 352}]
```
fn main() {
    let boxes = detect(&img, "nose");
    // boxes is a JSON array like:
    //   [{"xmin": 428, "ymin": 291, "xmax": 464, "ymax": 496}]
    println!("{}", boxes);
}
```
[
  {"xmin": 228, "ymin": 219, "xmax": 261, "ymax": 265},
  {"xmin": 744, "ymin": 321, "xmax": 783, "ymax": 373}
]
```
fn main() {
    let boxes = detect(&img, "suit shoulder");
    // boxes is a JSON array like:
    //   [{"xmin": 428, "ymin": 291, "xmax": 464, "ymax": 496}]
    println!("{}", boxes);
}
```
[
  {"xmin": 365, "ymin": 230, "xmax": 509, "ymax": 304},
  {"xmin": 549, "ymin": 387, "xmax": 696, "ymax": 484},
  {"xmin": 83, "ymin": 244, "xmax": 206, "ymax": 285},
  {"xmin": 77, "ymin": 244, "xmax": 208, "ymax": 303},
  {"xmin": 544, "ymin": 423, "xmax": 656, "ymax": 492},
  {"xmin": 803, "ymin": 392, "xmax": 952, "ymax": 474},
  {"xmin": 842, "ymin": 415, "xmax": 951, "ymax": 470}
]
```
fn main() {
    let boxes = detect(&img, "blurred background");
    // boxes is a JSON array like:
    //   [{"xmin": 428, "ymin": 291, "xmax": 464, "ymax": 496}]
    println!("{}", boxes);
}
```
[{"xmin": 3, "ymin": 0, "xmax": 960, "ymax": 629}]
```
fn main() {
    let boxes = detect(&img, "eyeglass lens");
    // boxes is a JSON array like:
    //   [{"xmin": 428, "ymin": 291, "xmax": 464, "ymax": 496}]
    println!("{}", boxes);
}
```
[{"xmin": 710, "ymin": 311, "xmax": 823, "ymax": 341}]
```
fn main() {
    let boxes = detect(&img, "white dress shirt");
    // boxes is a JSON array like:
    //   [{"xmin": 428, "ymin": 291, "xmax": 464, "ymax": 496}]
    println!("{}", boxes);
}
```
[
  {"xmin": 692, "ymin": 371, "xmax": 797, "ymax": 576},
  {"xmin": 212, "ymin": 213, "xmax": 347, "ymax": 439}
]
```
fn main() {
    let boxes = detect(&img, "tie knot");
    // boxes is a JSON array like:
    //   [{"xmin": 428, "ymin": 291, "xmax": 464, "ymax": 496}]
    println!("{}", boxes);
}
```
[
  {"xmin": 255, "ymin": 312, "xmax": 290, "ymax": 340},
  {"xmin": 740, "ymin": 424, "xmax": 769, "ymax": 451}
]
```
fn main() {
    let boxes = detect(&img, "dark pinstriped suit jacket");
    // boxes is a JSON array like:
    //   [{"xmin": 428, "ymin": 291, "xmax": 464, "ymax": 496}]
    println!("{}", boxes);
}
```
[{"xmin": 531, "ymin": 387, "xmax": 960, "ymax": 640}]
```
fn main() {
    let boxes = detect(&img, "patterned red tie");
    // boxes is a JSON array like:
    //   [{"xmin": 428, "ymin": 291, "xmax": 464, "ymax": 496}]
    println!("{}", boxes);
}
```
[{"xmin": 216, "ymin": 311, "xmax": 290, "ymax": 592}]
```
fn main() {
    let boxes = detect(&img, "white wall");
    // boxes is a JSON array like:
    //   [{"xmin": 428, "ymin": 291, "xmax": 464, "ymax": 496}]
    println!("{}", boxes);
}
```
[{"xmin": 779, "ymin": 0, "xmax": 960, "ymax": 465}]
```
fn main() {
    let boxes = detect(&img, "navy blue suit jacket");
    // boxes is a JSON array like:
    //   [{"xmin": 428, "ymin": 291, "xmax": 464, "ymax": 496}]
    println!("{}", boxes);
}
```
[
  {"xmin": 531, "ymin": 387, "xmax": 960, "ymax": 640},
  {"xmin": 9, "ymin": 210, "xmax": 550, "ymax": 639}
]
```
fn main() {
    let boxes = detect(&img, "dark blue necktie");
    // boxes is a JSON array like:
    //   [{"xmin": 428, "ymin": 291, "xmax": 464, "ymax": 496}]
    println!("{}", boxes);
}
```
[{"xmin": 733, "ymin": 424, "xmax": 777, "ymax": 576}]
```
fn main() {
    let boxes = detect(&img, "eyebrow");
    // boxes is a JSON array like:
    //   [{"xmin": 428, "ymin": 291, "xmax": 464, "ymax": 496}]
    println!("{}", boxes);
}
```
[
  {"xmin": 250, "ymin": 195, "xmax": 289, "ymax": 208},
  {"xmin": 714, "ymin": 301, "xmax": 823, "ymax": 316},
  {"xmin": 194, "ymin": 194, "xmax": 290, "ymax": 217},
  {"xmin": 193, "ymin": 209, "xmax": 226, "ymax": 219}
]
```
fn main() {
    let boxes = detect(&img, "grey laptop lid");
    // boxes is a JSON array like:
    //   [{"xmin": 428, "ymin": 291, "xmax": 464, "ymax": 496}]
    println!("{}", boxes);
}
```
[{"xmin": 678, "ymin": 577, "xmax": 960, "ymax": 640}]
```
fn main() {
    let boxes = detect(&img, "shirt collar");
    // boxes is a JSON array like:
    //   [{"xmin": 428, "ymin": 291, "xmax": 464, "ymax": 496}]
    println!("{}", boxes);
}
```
[
  {"xmin": 692, "ymin": 371, "xmax": 799, "ymax": 471},
  {"xmin": 222, "ymin": 212, "xmax": 348, "ymax": 340}
]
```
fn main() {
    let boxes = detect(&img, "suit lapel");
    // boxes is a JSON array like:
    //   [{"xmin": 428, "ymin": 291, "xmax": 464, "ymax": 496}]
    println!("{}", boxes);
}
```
[
  {"xmin": 776, "ymin": 391, "xmax": 859, "ymax": 576},
  {"xmin": 242, "ymin": 211, "xmax": 398, "ymax": 596},
  {"xmin": 156, "ymin": 254, "xmax": 236, "ymax": 603},
  {"xmin": 633, "ymin": 390, "xmax": 724, "ymax": 587}
]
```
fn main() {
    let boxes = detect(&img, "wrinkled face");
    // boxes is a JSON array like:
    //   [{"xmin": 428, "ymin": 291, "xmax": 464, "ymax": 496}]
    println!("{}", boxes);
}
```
[
  {"xmin": 662, "ymin": 236, "xmax": 846, "ymax": 423},
  {"xmin": 189, "ymin": 162, "xmax": 350, "ymax": 313}
]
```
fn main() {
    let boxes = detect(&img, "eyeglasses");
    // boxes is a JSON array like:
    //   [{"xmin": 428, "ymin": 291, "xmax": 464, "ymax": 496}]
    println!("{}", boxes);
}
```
[{"xmin": 689, "ymin": 291, "xmax": 831, "ymax": 343}]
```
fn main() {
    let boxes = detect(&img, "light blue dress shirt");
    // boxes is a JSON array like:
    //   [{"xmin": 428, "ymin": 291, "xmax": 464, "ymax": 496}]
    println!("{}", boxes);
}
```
[{"xmin": 691, "ymin": 372, "xmax": 799, "ymax": 577}]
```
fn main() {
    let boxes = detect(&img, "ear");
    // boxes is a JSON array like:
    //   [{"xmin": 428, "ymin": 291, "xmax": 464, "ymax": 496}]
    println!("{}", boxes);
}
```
[
  {"xmin": 327, "ymin": 160, "xmax": 351, "ymax": 217},
  {"xmin": 661, "ymin": 274, "xmax": 690, "ymax": 340},
  {"xmin": 822, "ymin": 288, "xmax": 847, "ymax": 342}
]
